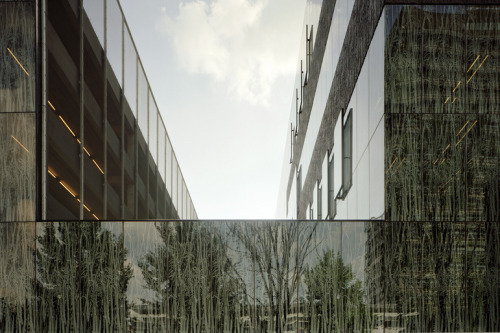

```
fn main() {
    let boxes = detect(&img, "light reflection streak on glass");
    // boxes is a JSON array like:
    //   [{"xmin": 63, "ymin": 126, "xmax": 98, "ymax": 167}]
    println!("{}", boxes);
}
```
[
  {"xmin": 59, "ymin": 181, "xmax": 76, "ymax": 197},
  {"xmin": 456, "ymin": 120, "xmax": 470, "ymax": 137},
  {"xmin": 456, "ymin": 120, "xmax": 477, "ymax": 147},
  {"xmin": 386, "ymin": 157, "xmax": 398, "ymax": 174},
  {"xmin": 51, "ymin": 100, "xmax": 104, "ymax": 175},
  {"xmin": 92, "ymin": 159, "xmax": 104, "ymax": 174},
  {"xmin": 10, "ymin": 135, "xmax": 30, "ymax": 153},
  {"xmin": 59, "ymin": 115, "xmax": 76, "ymax": 137},
  {"xmin": 83, "ymin": 204, "xmax": 91, "ymax": 212},
  {"xmin": 49, "ymin": 167, "xmax": 99, "ymax": 220},
  {"xmin": 48, "ymin": 169, "xmax": 56, "ymax": 178},
  {"xmin": 7, "ymin": 47, "xmax": 29, "ymax": 76},
  {"xmin": 467, "ymin": 55, "xmax": 488, "ymax": 84},
  {"xmin": 467, "ymin": 55, "xmax": 481, "ymax": 73},
  {"xmin": 48, "ymin": 100, "xmax": 56, "ymax": 111},
  {"xmin": 393, "ymin": 157, "xmax": 406, "ymax": 173},
  {"xmin": 439, "ymin": 177, "xmax": 452, "ymax": 193}
]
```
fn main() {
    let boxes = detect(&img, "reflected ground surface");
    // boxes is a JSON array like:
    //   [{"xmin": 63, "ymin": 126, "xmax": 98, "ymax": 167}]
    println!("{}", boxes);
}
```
[{"xmin": 1, "ymin": 220, "xmax": 499, "ymax": 332}]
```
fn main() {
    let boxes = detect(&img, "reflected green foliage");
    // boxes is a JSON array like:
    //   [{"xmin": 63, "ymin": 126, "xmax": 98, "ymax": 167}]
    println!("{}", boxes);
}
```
[
  {"xmin": 0, "ymin": 223, "xmax": 35, "ymax": 332},
  {"xmin": 36, "ymin": 222, "xmax": 132, "ymax": 332},
  {"xmin": 137, "ymin": 222, "xmax": 248, "ymax": 332},
  {"xmin": 305, "ymin": 249, "xmax": 365, "ymax": 333},
  {"xmin": 230, "ymin": 222, "xmax": 317, "ymax": 332}
]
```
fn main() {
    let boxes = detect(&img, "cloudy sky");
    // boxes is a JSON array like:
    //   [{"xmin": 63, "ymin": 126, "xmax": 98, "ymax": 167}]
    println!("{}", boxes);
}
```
[{"xmin": 119, "ymin": 0, "xmax": 306, "ymax": 219}]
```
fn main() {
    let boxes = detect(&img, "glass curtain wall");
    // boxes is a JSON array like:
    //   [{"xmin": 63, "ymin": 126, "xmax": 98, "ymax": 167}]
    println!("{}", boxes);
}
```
[
  {"xmin": 1, "ymin": 219, "xmax": 498, "ymax": 332},
  {"xmin": 384, "ymin": 5, "xmax": 500, "ymax": 332},
  {"xmin": 0, "ymin": 2, "xmax": 36, "ymax": 330},
  {"xmin": 44, "ymin": 0, "xmax": 196, "ymax": 221},
  {"xmin": 0, "ymin": 2, "xmax": 36, "ymax": 222},
  {"xmin": 385, "ymin": 4, "xmax": 500, "ymax": 223}
]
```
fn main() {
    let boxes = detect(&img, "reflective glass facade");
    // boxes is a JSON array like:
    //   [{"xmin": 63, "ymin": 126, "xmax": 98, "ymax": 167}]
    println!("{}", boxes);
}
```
[
  {"xmin": 0, "ymin": 0, "xmax": 196, "ymax": 222},
  {"xmin": 385, "ymin": 5, "xmax": 500, "ymax": 223},
  {"xmin": 0, "ymin": 2, "xmax": 36, "ymax": 222},
  {"xmin": 277, "ymin": 1, "xmax": 500, "ymax": 332},
  {"xmin": 2, "ymin": 0, "xmax": 500, "ymax": 332},
  {"xmin": 1, "ymin": 220, "xmax": 499, "ymax": 331}
]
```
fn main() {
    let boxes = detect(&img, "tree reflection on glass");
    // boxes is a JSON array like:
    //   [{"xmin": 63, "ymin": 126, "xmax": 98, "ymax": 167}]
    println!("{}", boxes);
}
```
[
  {"xmin": 36, "ymin": 222, "xmax": 131, "ymax": 332},
  {"xmin": 230, "ymin": 221, "xmax": 317, "ymax": 333},
  {"xmin": 137, "ymin": 222, "xmax": 249, "ymax": 332},
  {"xmin": 305, "ymin": 249, "xmax": 365, "ymax": 333}
]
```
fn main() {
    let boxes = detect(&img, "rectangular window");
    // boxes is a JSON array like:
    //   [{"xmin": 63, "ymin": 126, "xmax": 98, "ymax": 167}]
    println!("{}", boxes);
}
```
[
  {"xmin": 317, "ymin": 183, "xmax": 322, "ymax": 220},
  {"xmin": 296, "ymin": 166, "xmax": 302, "ymax": 217},
  {"xmin": 328, "ymin": 151, "xmax": 336, "ymax": 219},
  {"xmin": 306, "ymin": 24, "xmax": 313, "ymax": 83},
  {"xmin": 342, "ymin": 109, "xmax": 353, "ymax": 197},
  {"xmin": 296, "ymin": 88, "xmax": 301, "ymax": 132}
]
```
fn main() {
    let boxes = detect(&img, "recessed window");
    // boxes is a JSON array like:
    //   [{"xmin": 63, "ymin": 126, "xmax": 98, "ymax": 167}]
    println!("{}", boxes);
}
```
[
  {"xmin": 342, "ymin": 109, "xmax": 353, "ymax": 196},
  {"xmin": 305, "ymin": 24, "xmax": 313, "ymax": 84},
  {"xmin": 296, "ymin": 166, "xmax": 302, "ymax": 217},
  {"xmin": 328, "ymin": 151, "xmax": 336, "ymax": 219},
  {"xmin": 317, "ymin": 182, "xmax": 322, "ymax": 220},
  {"xmin": 296, "ymin": 88, "xmax": 301, "ymax": 133}
]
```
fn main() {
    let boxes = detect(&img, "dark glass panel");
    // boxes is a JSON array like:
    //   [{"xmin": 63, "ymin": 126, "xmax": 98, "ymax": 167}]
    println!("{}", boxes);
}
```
[
  {"xmin": 382, "ymin": 222, "xmax": 423, "ymax": 331},
  {"xmin": 36, "ymin": 222, "xmax": 126, "ymax": 331},
  {"xmin": 421, "ymin": 221, "xmax": 467, "ymax": 331},
  {"xmin": 80, "ymin": 222, "xmax": 126, "ymax": 331},
  {"xmin": 208, "ymin": 221, "xmax": 253, "ymax": 332},
  {"xmin": 125, "ymin": 221, "xmax": 167, "ymax": 332},
  {"xmin": 304, "ymin": 221, "xmax": 342, "ymax": 332},
  {"xmin": 364, "ymin": 221, "xmax": 386, "ymax": 331},
  {"xmin": 466, "ymin": 114, "xmax": 500, "ymax": 222},
  {"xmin": 465, "ymin": 6, "xmax": 500, "ymax": 115},
  {"xmin": 465, "ymin": 221, "xmax": 500, "ymax": 331},
  {"xmin": 46, "ymin": 0, "xmax": 82, "ymax": 219},
  {"xmin": 341, "ymin": 222, "xmax": 372, "ymax": 332},
  {"xmin": 422, "ymin": 114, "xmax": 466, "ymax": 221},
  {"xmin": 83, "ymin": 20, "xmax": 105, "ymax": 220},
  {"xmin": 422, "ymin": 6, "xmax": 466, "ymax": 114},
  {"xmin": 0, "ymin": 2, "xmax": 35, "ymax": 113},
  {"xmin": 246, "ymin": 221, "xmax": 302, "ymax": 332},
  {"xmin": 385, "ymin": 5, "xmax": 422, "ymax": 114},
  {"xmin": 167, "ymin": 221, "xmax": 211, "ymax": 331},
  {"xmin": 385, "ymin": 114, "xmax": 422, "ymax": 221},
  {"xmin": 342, "ymin": 111, "xmax": 353, "ymax": 196},
  {"xmin": 0, "ymin": 113, "xmax": 35, "ymax": 222},
  {"xmin": 0, "ymin": 222, "xmax": 35, "ymax": 331},
  {"xmin": 106, "ymin": 78, "xmax": 122, "ymax": 219}
]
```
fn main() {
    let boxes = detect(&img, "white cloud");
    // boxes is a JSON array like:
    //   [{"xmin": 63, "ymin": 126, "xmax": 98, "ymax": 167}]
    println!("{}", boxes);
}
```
[{"xmin": 157, "ymin": 0, "xmax": 306, "ymax": 106}]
